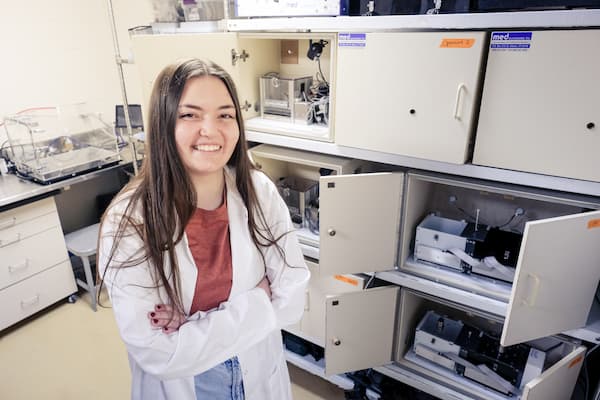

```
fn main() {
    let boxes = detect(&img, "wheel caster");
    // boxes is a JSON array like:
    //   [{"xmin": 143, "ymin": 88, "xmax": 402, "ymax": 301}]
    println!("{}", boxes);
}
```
[{"xmin": 68, "ymin": 294, "xmax": 78, "ymax": 304}]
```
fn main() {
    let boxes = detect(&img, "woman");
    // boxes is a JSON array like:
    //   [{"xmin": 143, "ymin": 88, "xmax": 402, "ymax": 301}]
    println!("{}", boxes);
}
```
[{"xmin": 98, "ymin": 58, "xmax": 309, "ymax": 400}]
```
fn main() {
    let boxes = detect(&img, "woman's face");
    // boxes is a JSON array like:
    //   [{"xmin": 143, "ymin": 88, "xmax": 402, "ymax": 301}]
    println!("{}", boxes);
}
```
[{"xmin": 174, "ymin": 75, "xmax": 240, "ymax": 180}]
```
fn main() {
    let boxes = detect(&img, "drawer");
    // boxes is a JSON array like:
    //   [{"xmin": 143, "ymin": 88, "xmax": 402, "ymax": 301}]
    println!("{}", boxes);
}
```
[
  {"xmin": 0, "ymin": 196, "xmax": 57, "ymax": 230},
  {"xmin": 0, "ymin": 212, "xmax": 61, "ymax": 248},
  {"xmin": 288, "ymin": 259, "xmax": 399, "ymax": 376},
  {"xmin": 394, "ymin": 288, "xmax": 585, "ymax": 400},
  {"xmin": 0, "ymin": 260, "xmax": 76, "ymax": 331},
  {"xmin": 0, "ymin": 226, "xmax": 69, "ymax": 290}
]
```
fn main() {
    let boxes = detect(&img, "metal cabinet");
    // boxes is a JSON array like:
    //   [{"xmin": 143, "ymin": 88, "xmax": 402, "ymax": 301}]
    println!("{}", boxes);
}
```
[
  {"xmin": 474, "ymin": 29, "xmax": 600, "ymax": 182},
  {"xmin": 131, "ymin": 32, "xmax": 337, "ymax": 142},
  {"xmin": 335, "ymin": 31, "xmax": 486, "ymax": 164}
]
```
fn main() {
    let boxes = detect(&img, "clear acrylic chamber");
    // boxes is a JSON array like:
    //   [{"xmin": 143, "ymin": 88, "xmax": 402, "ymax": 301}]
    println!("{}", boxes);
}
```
[{"xmin": 3, "ymin": 104, "xmax": 120, "ymax": 184}]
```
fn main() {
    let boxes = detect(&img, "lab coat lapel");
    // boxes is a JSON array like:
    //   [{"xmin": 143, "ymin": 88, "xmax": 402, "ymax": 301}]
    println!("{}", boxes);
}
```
[{"xmin": 224, "ymin": 167, "xmax": 253, "ymax": 298}]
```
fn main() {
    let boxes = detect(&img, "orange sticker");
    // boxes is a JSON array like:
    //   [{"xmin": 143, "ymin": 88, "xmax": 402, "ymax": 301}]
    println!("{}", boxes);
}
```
[
  {"xmin": 588, "ymin": 219, "xmax": 600, "ymax": 229},
  {"xmin": 440, "ymin": 38, "xmax": 476, "ymax": 48},
  {"xmin": 569, "ymin": 355, "xmax": 583, "ymax": 368},
  {"xmin": 334, "ymin": 275, "xmax": 359, "ymax": 286}
]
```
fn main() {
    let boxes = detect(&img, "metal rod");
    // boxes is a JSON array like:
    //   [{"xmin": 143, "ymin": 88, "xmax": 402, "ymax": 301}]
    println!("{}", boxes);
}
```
[{"xmin": 106, "ymin": 0, "xmax": 139, "ymax": 175}]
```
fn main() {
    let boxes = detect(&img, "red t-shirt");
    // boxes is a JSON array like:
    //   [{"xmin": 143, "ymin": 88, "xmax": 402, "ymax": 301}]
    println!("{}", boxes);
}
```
[{"xmin": 185, "ymin": 199, "xmax": 233, "ymax": 314}]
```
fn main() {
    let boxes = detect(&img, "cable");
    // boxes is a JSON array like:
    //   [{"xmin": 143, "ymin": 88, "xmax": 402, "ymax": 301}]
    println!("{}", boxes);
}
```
[{"xmin": 317, "ymin": 57, "xmax": 329, "ymax": 87}]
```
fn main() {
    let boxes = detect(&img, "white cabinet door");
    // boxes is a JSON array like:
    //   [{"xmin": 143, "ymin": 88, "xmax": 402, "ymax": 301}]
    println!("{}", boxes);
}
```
[
  {"xmin": 132, "ymin": 33, "xmax": 239, "ymax": 103},
  {"xmin": 522, "ymin": 346, "xmax": 586, "ymax": 400},
  {"xmin": 474, "ymin": 30, "xmax": 600, "ymax": 182},
  {"xmin": 319, "ymin": 172, "xmax": 404, "ymax": 276},
  {"xmin": 334, "ymin": 31, "xmax": 485, "ymax": 164},
  {"xmin": 325, "ymin": 286, "xmax": 399, "ymax": 375},
  {"xmin": 502, "ymin": 210, "xmax": 600, "ymax": 346}
]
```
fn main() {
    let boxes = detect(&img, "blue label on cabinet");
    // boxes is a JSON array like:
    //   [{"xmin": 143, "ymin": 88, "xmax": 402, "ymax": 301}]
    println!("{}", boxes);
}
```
[
  {"xmin": 490, "ymin": 31, "xmax": 532, "ymax": 51},
  {"xmin": 339, "ymin": 32, "xmax": 366, "ymax": 48}
]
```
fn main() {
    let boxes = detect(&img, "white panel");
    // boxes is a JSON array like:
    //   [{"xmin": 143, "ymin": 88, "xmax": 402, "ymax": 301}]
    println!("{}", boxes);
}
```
[
  {"xmin": 474, "ymin": 30, "xmax": 600, "ymax": 182},
  {"xmin": 319, "ymin": 173, "xmax": 403, "ymax": 275},
  {"xmin": 335, "ymin": 31, "xmax": 485, "ymax": 164},
  {"xmin": 0, "ymin": 261, "xmax": 76, "ymax": 331},
  {"xmin": 325, "ymin": 286, "xmax": 398, "ymax": 375},
  {"xmin": 131, "ymin": 33, "xmax": 238, "ymax": 114},
  {"xmin": 502, "ymin": 210, "xmax": 600, "ymax": 346},
  {"xmin": 522, "ymin": 346, "xmax": 586, "ymax": 400}
]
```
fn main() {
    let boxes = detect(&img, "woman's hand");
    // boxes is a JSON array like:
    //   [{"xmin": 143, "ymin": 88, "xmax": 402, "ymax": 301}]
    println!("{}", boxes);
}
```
[
  {"xmin": 256, "ymin": 275, "xmax": 272, "ymax": 300},
  {"xmin": 148, "ymin": 304, "xmax": 186, "ymax": 334}
]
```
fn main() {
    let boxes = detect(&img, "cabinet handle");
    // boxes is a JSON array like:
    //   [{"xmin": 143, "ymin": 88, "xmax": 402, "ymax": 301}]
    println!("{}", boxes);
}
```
[
  {"xmin": 20, "ymin": 294, "xmax": 40, "ymax": 308},
  {"xmin": 327, "ymin": 228, "xmax": 336, "ymax": 237},
  {"xmin": 332, "ymin": 338, "xmax": 341, "ymax": 346},
  {"xmin": 9, "ymin": 260, "xmax": 29, "ymax": 274},
  {"xmin": 0, "ymin": 217, "xmax": 16, "ymax": 230},
  {"xmin": 304, "ymin": 290, "xmax": 310, "ymax": 311},
  {"xmin": 453, "ymin": 83, "xmax": 466, "ymax": 121},
  {"xmin": 0, "ymin": 233, "xmax": 21, "ymax": 248},
  {"xmin": 522, "ymin": 273, "xmax": 541, "ymax": 307}
]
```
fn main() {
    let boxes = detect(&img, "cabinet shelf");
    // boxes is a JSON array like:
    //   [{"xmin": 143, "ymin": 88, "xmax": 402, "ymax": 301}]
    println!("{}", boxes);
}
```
[
  {"xmin": 226, "ymin": 10, "xmax": 600, "ymax": 32},
  {"xmin": 247, "ymin": 130, "xmax": 600, "ymax": 197}
]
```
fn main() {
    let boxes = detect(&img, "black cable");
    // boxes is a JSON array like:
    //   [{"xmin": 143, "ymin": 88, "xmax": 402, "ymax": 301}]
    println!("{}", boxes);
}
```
[{"xmin": 317, "ymin": 57, "xmax": 329, "ymax": 87}]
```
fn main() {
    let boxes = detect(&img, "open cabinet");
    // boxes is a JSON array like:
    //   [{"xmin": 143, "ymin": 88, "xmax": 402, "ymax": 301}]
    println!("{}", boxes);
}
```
[
  {"xmin": 394, "ymin": 289, "xmax": 586, "ymax": 400},
  {"xmin": 131, "ymin": 32, "xmax": 337, "ymax": 142},
  {"xmin": 249, "ymin": 144, "xmax": 401, "ymax": 375},
  {"xmin": 397, "ymin": 171, "xmax": 600, "ymax": 346}
]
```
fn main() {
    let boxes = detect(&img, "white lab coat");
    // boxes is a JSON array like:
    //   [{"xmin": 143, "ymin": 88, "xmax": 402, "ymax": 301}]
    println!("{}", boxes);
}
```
[{"xmin": 98, "ymin": 167, "xmax": 310, "ymax": 400}]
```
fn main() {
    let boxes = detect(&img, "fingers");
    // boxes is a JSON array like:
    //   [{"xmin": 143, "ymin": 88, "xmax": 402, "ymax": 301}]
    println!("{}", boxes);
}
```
[{"xmin": 147, "ymin": 304, "xmax": 186, "ymax": 334}]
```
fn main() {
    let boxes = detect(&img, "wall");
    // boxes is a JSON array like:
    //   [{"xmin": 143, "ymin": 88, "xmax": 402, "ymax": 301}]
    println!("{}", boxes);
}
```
[{"xmin": 0, "ymin": 0, "xmax": 153, "ymax": 143}]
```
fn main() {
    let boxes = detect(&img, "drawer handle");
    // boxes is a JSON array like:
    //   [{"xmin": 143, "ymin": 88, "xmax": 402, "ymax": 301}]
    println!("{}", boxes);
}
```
[
  {"xmin": 0, "ymin": 217, "xmax": 16, "ymax": 231},
  {"xmin": 522, "ymin": 273, "xmax": 541, "ymax": 307},
  {"xmin": 0, "ymin": 233, "xmax": 21, "ymax": 248},
  {"xmin": 21, "ymin": 294, "xmax": 40, "ymax": 308},
  {"xmin": 332, "ymin": 338, "xmax": 341, "ymax": 346},
  {"xmin": 327, "ymin": 228, "xmax": 336, "ymax": 237},
  {"xmin": 9, "ymin": 260, "xmax": 29, "ymax": 274}
]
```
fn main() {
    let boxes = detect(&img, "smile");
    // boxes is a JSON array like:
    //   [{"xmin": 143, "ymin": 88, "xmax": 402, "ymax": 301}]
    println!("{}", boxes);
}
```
[{"xmin": 192, "ymin": 144, "xmax": 222, "ymax": 152}]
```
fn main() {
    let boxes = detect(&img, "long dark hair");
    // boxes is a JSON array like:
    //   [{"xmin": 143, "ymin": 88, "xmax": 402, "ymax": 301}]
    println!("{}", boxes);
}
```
[{"xmin": 100, "ymin": 59, "xmax": 284, "ymax": 313}]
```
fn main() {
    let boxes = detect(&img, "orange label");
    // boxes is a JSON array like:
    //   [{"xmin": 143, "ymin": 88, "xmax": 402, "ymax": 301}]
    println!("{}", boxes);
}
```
[
  {"xmin": 440, "ymin": 38, "xmax": 475, "ymax": 48},
  {"xmin": 569, "ymin": 355, "xmax": 583, "ymax": 368},
  {"xmin": 334, "ymin": 275, "xmax": 359, "ymax": 286},
  {"xmin": 588, "ymin": 219, "xmax": 600, "ymax": 229}
]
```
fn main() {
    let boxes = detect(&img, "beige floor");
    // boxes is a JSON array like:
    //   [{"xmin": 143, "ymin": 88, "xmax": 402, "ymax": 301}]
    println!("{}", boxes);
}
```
[{"xmin": 0, "ymin": 290, "xmax": 345, "ymax": 400}]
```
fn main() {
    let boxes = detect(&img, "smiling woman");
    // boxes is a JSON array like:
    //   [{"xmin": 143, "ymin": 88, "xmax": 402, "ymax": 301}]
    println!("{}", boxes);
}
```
[
  {"xmin": 175, "ymin": 75, "xmax": 240, "ymax": 209},
  {"xmin": 97, "ymin": 59, "xmax": 310, "ymax": 400}
]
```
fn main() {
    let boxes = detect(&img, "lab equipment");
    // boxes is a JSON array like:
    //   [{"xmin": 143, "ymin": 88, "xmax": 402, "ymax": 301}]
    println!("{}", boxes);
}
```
[
  {"xmin": 3, "ymin": 104, "xmax": 120, "ymax": 184},
  {"xmin": 260, "ymin": 74, "xmax": 313, "ymax": 124},
  {"xmin": 234, "ymin": 0, "xmax": 349, "ymax": 17},
  {"xmin": 276, "ymin": 176, "xmax": 319, "ymax": 229},
  {"xmin": 413, "ymin": 310, "xmax": 546, "ymax": 395},
  {"xmin": 414, "ymin": 214, "xmax": 522, "ymax": 282}
]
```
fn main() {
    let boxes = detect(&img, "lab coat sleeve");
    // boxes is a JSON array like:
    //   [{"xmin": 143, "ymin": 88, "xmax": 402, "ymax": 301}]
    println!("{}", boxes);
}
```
[
  {"xmin": 254, "ymin": 172, "xmax": 310, "ymax": 328},
  {"xmin": 98, "ymin": 200, "xmax": 278, "ymax": 380}
]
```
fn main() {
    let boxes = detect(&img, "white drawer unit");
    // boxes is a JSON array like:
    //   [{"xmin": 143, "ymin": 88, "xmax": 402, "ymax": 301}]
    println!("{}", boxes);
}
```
[
  {"xmin": 335, "ymin": 31, "xmax": 486, "ymax": 164},
  {"xmin": 0, "ymin": 261, "xmax": 76, "ymax": 331},
  {"xmin": 0, "ymin": 226, "xmax": 70, "ymax": 289},
  {"xmin": 474, "ymin": 29, "xmax": 600, "ymax": 182},
  {"xmin": 0, "ymin": 197, "xmax": 76, "ymax": 331},
  {"xmin": 131, "ymin": 32, "xmax": 337, "ymax": 142}
]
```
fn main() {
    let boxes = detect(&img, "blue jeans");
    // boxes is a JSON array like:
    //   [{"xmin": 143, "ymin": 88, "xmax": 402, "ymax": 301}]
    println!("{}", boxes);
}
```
[{"xmin": 194, "ymin": 356, "xmax": 245, "ymax": 400}]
